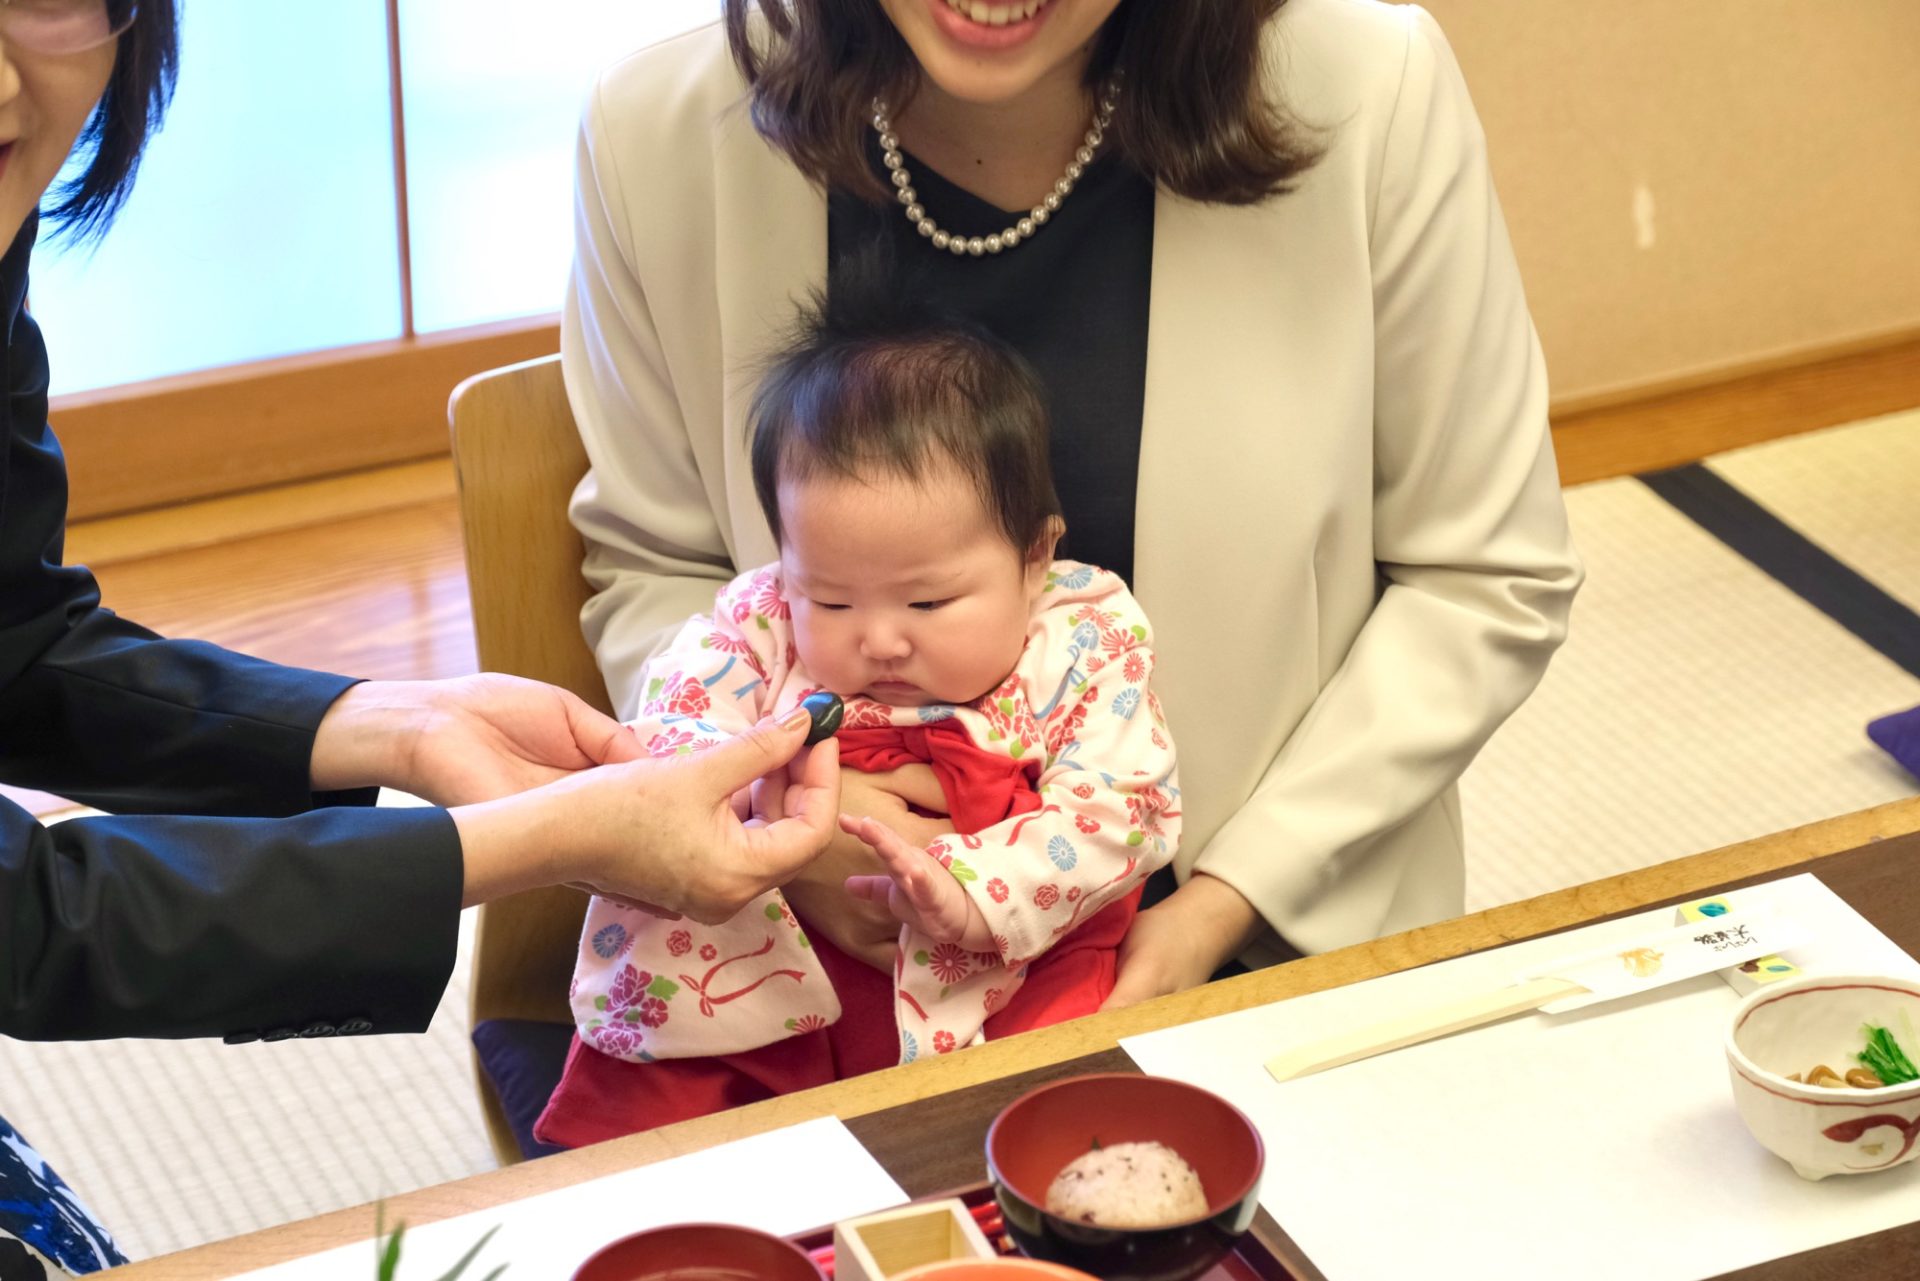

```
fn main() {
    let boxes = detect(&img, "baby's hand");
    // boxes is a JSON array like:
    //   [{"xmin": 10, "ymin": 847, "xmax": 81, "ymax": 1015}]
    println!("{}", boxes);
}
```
[{"xmin": 840, "ymin": 814, "xmax": 993, "ymax": 950}]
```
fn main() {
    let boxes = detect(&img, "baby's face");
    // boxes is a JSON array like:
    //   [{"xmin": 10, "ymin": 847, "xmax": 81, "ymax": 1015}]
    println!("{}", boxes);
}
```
[{"xmin": 778, "ymin": 462, "xmax": 1048, "ymax": 708}]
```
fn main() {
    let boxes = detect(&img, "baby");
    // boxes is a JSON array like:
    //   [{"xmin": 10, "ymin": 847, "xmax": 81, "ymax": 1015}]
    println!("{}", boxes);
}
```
[{"xmin": 535, "ymin": 278, "xmax": 1179, "ymax": 1148}]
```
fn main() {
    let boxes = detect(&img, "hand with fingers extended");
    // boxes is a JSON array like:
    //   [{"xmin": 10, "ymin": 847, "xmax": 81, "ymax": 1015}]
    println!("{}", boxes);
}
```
[
  {"xmin": 782, "ymin": 766, "xmax": 953, "ymax": 970},
  {"xmin": 450, "ymin": 705, "xmax": 841, "ymax": 922},
  {"xmin": 311, "ymin": 673, "xmax": 645, "ymax": 806},
  {"xmin": 840, "ymin": 812, "xmax": 994, "ymax": 951}
]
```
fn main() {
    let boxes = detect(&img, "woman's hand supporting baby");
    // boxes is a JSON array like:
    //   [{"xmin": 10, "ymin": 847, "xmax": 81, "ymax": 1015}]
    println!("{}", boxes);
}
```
[{"xmin": 840, "ymin": 813, "xmax": 994, "ymax": 951}]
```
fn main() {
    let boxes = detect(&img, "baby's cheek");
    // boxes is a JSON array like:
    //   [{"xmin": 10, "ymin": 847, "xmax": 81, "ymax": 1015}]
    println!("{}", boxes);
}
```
[{"xmin": 791, "ymin": 618, "xmax": 855, "ymax": 692}]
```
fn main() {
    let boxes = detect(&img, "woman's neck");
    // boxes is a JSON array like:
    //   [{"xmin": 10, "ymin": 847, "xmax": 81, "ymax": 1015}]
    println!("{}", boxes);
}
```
[{"xmin": 892, "ymin": 61, "xmax": 1099, "ymax": 214}]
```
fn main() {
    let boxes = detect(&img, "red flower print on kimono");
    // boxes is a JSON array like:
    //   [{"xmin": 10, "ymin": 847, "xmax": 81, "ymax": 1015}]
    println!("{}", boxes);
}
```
[
  {"xmin": 928, "ymin": 944, "xmax": 971, "ymax": 984},
  {"xmin": 1045, "ymin": 700, "xmax": 1088, "ymax": 759},
  {"xmin": 663, "ymin": 674, "xmax": 711, "ymax": 718},
  {"xmin": 1125, "ymin": 784, "xmax": 1172, "ymax": 835},
  {"xmin": 841, "ymin": 697, "xmax": 897, "ymax": 730},
  {"xmin": 933, "ymin": 1030, "xmax": 957, "ymax": 1054},
  {"xmin": 645, "ymin": 726, "xmax": 699, "ymax": 756},
  {"xmin": 703, "ymin": 629, "xmax": 755, "ymax": 656},
  {"xmin": 1070, "ymin": 783, "xmax": 1095, "ymax": 800},
  {"xmin": 587, "ymin": 1022, "xmax": 643, "ymax": 1057},
  {"xmin": 986, "ymin": 878, "xmax": 1010, "ymax": 904},
  {"xmin": 1123, "ymin": 651, "xmax": 1148, "ymax": 684},
  {"xmin": 785, "ymin": 1013, "xmax": 830, "ymax": 1034},
  {"xmin": 1093, "ymin": 609, "xmax": 1143, "ymax": 659},
  {"xmin": 752, "ymin": 573, "xmax": 791, "ymax": 621},
  {"xmin": 608, "ymin": 964, "xmax": 651, "ymax": 1010},
  {"xmin": 979, "ymin": 674, "xmax": 1040, "ymax": 754},
  {"xmin": 1034, "ymin": 884, "xmax": 1060, "ymax": 910},
  {"xmin": 638, "ymin": 996, "xmax": 670, "ymax": 1028},
  {"xmin": 1075, "ymin": 814, "xmax": 1100, "ymax": 834},
  {"xmin": 667, "ymin": 930, "xmax": 693, "ymax": 957}
]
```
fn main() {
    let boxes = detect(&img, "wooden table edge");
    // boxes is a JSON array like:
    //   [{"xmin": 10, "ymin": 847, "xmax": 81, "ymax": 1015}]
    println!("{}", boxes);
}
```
[{"xmin": 110, "ymin": 794, "xmax": 1920, "ymax": 1277}]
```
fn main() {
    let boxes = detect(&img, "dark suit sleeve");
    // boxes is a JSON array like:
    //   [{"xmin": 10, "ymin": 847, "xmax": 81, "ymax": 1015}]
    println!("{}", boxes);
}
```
[
  {"xmin": 0, "ymin": 218, "xmax": 463, "ymax": 1041},
  {"xmin": 1, "ymin": 802, "xmax": 462, "ymax": 1041}
]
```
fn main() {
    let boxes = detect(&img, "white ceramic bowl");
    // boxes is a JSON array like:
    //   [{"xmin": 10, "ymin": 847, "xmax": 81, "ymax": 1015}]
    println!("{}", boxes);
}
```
[{"xmin": 1725, "ymin": 973, "xmax": 1920, "ymax": 1180}]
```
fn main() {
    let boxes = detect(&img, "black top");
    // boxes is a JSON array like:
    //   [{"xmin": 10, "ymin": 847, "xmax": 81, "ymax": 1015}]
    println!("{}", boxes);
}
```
[
  {"xmin": 829, "ymin": 138, "xmax": 1155, "ymax": 587},
  {"xmin": 0, "ymin": 215, "xmax": 462, "ymax": 1043}
]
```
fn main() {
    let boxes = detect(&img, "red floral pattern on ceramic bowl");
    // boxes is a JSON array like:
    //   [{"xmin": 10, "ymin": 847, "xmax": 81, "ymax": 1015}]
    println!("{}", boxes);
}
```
[{"xmin": 1725, "ymin": 973, "xmax": 1920, "ymax": 1180}]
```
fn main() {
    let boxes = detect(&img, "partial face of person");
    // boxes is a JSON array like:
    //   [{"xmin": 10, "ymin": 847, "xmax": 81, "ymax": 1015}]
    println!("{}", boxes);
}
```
[
  {"xmin": 778, "ymin": 459, "xmax": 1054, "ymax": 708},
  {"xmin": 0, "ymin": 13, "xmax": 120, "ymax": 247},
  {"xmin": 876, "ymin": 0, "xmax": 1126, "ymax": 106}
]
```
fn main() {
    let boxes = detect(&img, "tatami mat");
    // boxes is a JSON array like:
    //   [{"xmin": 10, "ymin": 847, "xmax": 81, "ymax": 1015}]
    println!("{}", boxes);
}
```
[
  {"xmin": 1, "ymin": 413, "xmax": 1914, "ymax": 1264},
  {"xmin": 0, "ymin": 807, "xmax": 497, "ymax": 1261},
  {"xmin": 1705, "ymin": 407, "xmax": 1920, "ymax": 613},
  {"xmin": 1460, "ymin": 418, "xmax": 1920, "ymax": 911}
]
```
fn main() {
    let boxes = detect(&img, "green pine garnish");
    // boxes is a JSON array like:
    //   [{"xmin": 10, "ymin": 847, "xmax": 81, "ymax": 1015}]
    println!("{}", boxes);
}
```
[
  {"xmin": 374, "ymin": 1204, "xmax": 508, "ymax": 1281},
  {"xmin": 1855, "ymin": 1022, "xmax": 1920, "ymax": 1086}
]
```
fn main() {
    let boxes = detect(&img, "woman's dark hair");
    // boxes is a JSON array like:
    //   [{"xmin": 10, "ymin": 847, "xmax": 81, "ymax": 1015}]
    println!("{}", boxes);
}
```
[
  {"xmin": 723, "ymin": 0, "xmax": 1320, "ymax": 206},
  {"xmin": 749, "ymin": 253, "xmax": 1061, "ymax": 557},
  {"xmin": 45, "ymin": 0, "xmax": 181, "ymax": 243}
]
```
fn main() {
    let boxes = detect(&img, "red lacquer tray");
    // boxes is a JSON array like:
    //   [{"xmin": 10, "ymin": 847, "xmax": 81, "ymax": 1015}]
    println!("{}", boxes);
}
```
[{"xmin": 789, "ymin": 1181, "xmax": 1301, "ymax": 1280}]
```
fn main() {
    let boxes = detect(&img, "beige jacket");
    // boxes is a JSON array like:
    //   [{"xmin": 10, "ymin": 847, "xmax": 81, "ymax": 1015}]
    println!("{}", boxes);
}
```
[{"xmin": 562, "ymin": 0, "xmax": 1582, "ymax": 958}]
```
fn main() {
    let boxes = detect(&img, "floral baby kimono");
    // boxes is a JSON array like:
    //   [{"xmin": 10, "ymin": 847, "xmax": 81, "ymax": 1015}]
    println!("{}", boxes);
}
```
[{"xmin": 537, "ymin": 561, "xmax": 1178, "ymax": 1146}]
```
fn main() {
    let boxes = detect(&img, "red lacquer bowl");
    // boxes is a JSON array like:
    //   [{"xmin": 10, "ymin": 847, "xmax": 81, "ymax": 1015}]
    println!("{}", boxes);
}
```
[
  {"xmin": 894, "ymin": 1262, "xmax": 1100, "ymax": 1279},
  {"xmin": 571, "ymin": 1221, "xmax": 826, "ymax": 1280},
  {"xmin": 985, "ymin": 1073, "xmax": 1264, "ymax": 1281}
]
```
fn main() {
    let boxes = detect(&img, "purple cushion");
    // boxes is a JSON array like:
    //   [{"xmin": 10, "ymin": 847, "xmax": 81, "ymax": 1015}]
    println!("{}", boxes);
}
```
[
  {"xmin": 1867, "ymin": 704, "xmax": 1920, "ymax": 783},
  {"xmin": 471, "ymin": 1019, "xmax": 576, "ymax": 1160}
]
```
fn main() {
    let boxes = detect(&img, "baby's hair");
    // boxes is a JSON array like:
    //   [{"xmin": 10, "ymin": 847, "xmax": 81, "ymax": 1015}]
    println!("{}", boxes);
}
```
[{"xmin": 749, "ymin": 251, "xmax": 1061, "ymax": 558}]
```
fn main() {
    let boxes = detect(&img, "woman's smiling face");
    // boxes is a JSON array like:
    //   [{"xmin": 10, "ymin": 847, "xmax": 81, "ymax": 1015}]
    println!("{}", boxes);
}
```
[{"xmin": 875, "ymin": 0, "xmax": 1125, "ymax": 107}]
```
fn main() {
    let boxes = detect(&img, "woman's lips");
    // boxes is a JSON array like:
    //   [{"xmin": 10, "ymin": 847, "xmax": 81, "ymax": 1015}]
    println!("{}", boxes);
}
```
[{"xmin": 928, "ymin": 0, "xmax": 1056, "ymax": 52}]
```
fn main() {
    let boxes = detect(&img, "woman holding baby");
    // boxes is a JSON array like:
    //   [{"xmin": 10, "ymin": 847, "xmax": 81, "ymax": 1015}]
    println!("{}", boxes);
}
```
[{"xmin": 564, "ymin": 0, "xmax": 1581, "ymax": 1025}]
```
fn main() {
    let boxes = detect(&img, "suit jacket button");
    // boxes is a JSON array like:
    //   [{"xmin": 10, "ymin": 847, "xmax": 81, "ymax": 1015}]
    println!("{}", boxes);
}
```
[
  {"xmin": 338, "ymin": 1017, "xmax": 374, "ymax": 1035},
  {"xmin": 300, "ymin": 1021, "xmax": 337, "ymax": 1039},
  {"xmin": 222, "ymin": 1029, "xmax": 260, "ymax": 1045},
  {"xmin": 261, "ymin": 1027, "xmax": 299, "ymax": 1042}
]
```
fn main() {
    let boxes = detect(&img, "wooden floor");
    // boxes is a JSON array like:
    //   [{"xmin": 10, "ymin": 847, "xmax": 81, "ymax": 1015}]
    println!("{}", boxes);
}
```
[
  {"xmin": 73, "ymin": 459, "xmax": 476, "ymax": 683},
  {"xmin": 6, "ymin": 461, "xmax": 478, "ymax": 818}
]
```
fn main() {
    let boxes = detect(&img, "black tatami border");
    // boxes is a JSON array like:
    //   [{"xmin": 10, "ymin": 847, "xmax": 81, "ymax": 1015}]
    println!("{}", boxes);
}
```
[{"xmin": 1640, "ymin": 463, "xmax": 1920, "ymax": 681}]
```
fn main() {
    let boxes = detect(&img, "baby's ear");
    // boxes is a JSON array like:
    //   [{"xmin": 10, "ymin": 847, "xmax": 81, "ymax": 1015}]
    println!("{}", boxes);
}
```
[
  {"xmin": 1028, "ymin": 515, "xmax": 1066, "ymax": 566},
  {"xmin": 1025, "ymin": 516, "xmax": 1066, "ymax": 602}
]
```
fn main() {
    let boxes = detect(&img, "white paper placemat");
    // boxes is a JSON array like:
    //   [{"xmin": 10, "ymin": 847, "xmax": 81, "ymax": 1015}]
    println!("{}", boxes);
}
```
[
  {"xmin": 229, "ymin": 1116, "xmax": 906, "ymax": 1280},
  {"xmin": 1122, "ymin": 874, "xmax": 1920, "ymax": 1281}
]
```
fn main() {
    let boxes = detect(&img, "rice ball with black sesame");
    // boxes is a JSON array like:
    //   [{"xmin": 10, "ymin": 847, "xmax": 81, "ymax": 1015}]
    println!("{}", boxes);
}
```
[{"xmin": 1044, "ymin": 1140, "xmax": 1207, "ymax": 1228}]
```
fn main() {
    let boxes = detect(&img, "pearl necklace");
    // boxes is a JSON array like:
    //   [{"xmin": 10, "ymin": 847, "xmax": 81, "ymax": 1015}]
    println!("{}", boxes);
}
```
[{"xmin": 870, "ymin": 81, "xmax": 1119, "ymax": 257}]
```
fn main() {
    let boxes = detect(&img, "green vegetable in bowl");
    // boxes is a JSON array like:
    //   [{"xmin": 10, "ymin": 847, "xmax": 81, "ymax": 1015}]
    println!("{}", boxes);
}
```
[{"xmin": 1855, "ymin": 1021, "xmax": 1920, "ymax": 1086}]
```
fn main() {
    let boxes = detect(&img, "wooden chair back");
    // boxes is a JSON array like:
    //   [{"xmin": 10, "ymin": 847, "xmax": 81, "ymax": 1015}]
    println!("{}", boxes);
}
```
[{"xmin": 448, "ymin": 354, "xmax": 602, "ymax": 1164}]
